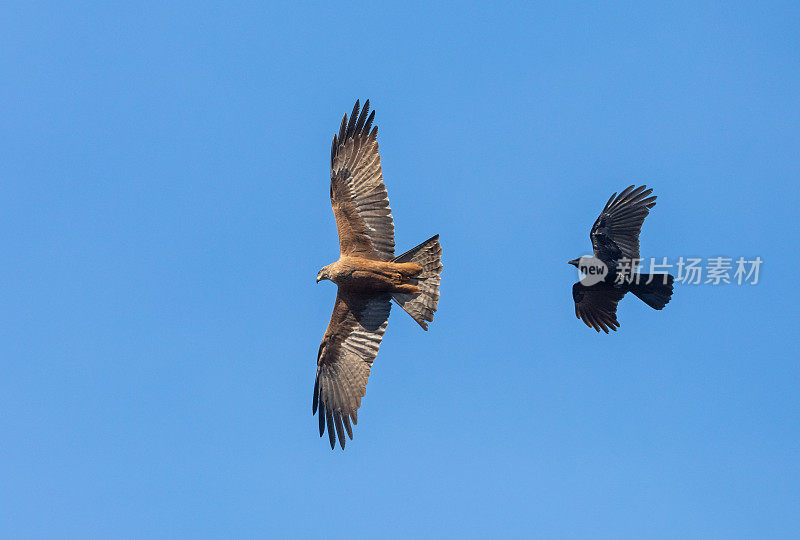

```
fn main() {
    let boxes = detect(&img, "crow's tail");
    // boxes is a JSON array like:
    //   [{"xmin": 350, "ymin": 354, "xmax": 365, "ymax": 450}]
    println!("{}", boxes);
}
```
[{"xmin": 630, "ymin": 273, "xmax": 674, "ymax": 310}]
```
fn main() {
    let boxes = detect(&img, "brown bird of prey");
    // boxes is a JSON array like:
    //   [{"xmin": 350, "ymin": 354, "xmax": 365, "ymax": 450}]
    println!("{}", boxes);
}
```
[
  {"xmin": 568, "ymin": 185, "xmax": 674, "ymax": 333},
  {"xmin": 314, "ymin": 100, "xmax": 443, "ymax": 449}
]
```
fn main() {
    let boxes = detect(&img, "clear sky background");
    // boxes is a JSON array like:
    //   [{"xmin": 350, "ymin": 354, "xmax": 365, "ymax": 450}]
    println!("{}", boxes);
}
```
[{"xmin": 2, "ymin": 2, "xmax": 799, "ymax": 537}]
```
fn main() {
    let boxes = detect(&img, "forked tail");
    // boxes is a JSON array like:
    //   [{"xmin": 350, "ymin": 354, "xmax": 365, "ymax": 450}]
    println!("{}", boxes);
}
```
[
  {"xmin": 391, "ymin": 235, "xmax": 442, "ymax": 330},
  {"xmin": 630, "ymin": 273, "xmax": 674, "ymax": 310}
]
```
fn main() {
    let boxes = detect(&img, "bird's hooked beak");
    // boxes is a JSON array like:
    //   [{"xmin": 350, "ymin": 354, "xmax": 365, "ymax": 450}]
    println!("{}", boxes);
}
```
[{"xmin": 316, "ymin": 276, "xmax": 321, "ymax": 283}]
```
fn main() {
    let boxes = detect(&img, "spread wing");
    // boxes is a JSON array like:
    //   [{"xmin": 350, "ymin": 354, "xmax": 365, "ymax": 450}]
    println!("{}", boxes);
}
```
[
  {"xmin": 330, "ymin": 99, "xmax": 395, "ymax": 261},
  {"xmin": 313, "ymin": 290, "xmax": 391, "ymax": 449},
  {"xmin": 572, "ymin": 281, "xmax": 628, "ymax": 333},
  {"xmin": 590, "ymin": 185, "xmax": 657, "ymax": 265}
]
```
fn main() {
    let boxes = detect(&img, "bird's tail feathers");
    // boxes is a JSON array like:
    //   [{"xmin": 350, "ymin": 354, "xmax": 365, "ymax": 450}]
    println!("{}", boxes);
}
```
[
  {"xmin": 391, "ymin": 235, "xmax": 442, "ymax": 330},
  {"xmin": 630, "ymin": 273, "xmax": 674, "ymax": 310}
]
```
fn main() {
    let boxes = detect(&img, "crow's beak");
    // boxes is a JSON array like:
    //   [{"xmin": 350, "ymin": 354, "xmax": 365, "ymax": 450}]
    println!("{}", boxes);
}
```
[{"xmin": 568, "ymin": 258, "xmax": 580, "ymax": 266}]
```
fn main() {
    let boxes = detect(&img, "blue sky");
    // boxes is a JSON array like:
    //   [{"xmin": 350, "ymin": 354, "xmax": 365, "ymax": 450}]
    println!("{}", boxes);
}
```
[{"xmin": 2, "ymin": 1, "xmax": 799, "ymax": 537}]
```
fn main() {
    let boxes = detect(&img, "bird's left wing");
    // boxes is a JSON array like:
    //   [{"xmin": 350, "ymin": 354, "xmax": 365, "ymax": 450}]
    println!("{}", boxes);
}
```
[
  {"xmin": 572, "ymin": 281, "xmax": 628, "ymax": 333},
  {"xmin": 590, "ymin": 185, "xmax": 657, "ymax": 264},
  {"xmin": 313, "ymin": 290, "xmax": 391, "ymax": 449},
  {"xmin": 330, "ymin": 100, "xmax": 395, "ymax": 261}
]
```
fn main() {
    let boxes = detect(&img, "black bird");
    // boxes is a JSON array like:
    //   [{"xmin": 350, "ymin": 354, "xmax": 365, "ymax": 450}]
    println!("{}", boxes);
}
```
[{"xmin": 568, "ymin": 185, "xmax": 674, "ymax": 333}]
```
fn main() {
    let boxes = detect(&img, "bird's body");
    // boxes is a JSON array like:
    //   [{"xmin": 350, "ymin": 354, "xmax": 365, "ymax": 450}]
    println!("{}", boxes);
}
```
[
  {"xmin": 569, "ymin": 185, "xmax": 674, "ymax": 332},
  {"xmin": 313, "ymin": 99, "xmax": 443, "ymax": 449},
  {"xmin": 319, "ymin": 257, "xmax": 423, "ymax": 294}
]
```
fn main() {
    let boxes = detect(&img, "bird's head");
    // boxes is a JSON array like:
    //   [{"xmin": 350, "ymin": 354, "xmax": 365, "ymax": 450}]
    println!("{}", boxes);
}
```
[
  {"xmin": 567, "ymin": 257, "xmax": 580, "ymax": 268},
  {"xmin": 316, "ymin": 266, "xmax": 331, "ymax": 283}
]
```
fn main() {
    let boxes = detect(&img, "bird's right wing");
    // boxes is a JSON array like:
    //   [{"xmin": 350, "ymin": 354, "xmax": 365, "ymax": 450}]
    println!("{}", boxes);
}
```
[
  {"xmin": 313, "ymin": 290, "xmax": 391, "ymax": 449},
  {"xmin": 572, "ymin": 281, "xmax": 628, "ymax": 333},
  {"xmin": 590, "ymin": 185, "xmax": 657, "ymax": 264}
]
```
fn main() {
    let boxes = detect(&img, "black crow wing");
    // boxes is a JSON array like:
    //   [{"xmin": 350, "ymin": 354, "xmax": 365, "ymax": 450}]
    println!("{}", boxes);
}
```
[
  {"xmin": 590, "ymin": 185, "xmax": 657, "ymax": 265},
  {"xmin": 572, "ymin": 281, "xmax": 627, "ymax": 333}
]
